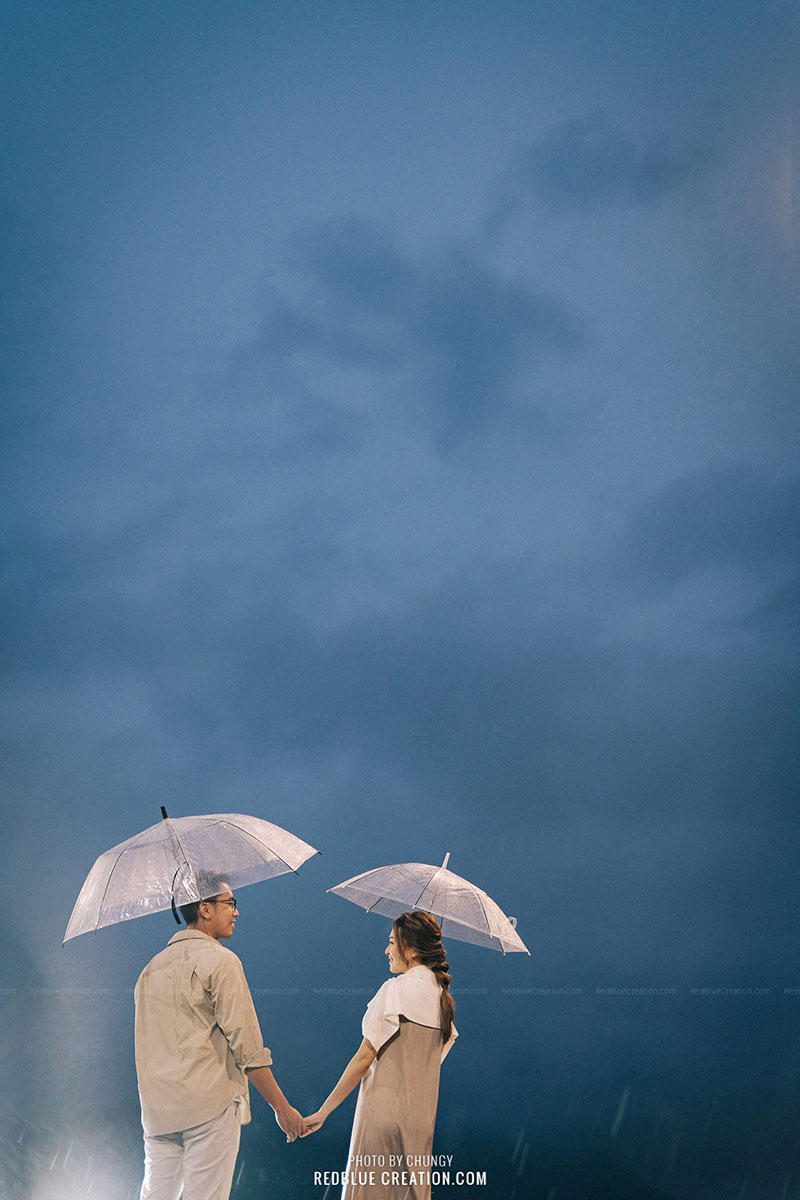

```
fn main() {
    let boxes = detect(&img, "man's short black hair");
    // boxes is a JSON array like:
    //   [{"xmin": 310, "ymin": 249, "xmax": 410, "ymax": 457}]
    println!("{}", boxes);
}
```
[{"xmin": 179, "ymin": 872, "xmax": 230, "ymax": 926}]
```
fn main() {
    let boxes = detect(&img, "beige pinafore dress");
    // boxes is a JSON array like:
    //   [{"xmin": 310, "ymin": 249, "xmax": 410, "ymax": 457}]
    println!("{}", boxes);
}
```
[{"xmin": 342, "ymin": 967, "xmax": 456, "ymax": 1200}]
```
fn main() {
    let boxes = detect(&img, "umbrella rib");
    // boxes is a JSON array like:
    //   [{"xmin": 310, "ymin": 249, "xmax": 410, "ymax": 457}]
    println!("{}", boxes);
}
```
[
  {"xmin": 164, "ymin": 821, "xmax": 193, "ymax": 890},
  {"xmin": 412, "ymin": 867, "xmax": 441, "ymax": 910},
  {"xmin": 68, "ymin": 818, "xmax": 166, "ymax": 940},
  {"xmin": 472, "ymin": 887, "xmax": 503, "ymax": 952},
  {"xmin": 215, "ymin": 819, "xmax": 298, "ymax": 875},
  {"xmin": 93, "ymin": 847, "xmax": 133, "ymax": 934}
]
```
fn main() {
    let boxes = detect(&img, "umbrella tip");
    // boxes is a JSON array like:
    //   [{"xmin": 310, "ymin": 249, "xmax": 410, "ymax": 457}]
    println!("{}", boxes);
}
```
[
  {"xmin": 160, "ymin": 806, "xmax": 169, "ymax": 820},
  {"xmin": 442, "ymin": 852, "xmax": 451, "ymax": 869}
]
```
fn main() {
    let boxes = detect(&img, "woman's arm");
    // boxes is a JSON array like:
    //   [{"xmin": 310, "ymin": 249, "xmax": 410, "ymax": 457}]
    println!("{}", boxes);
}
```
[{"xmin": 301, "ymin": 1038, "xmax": 377, "ymax": 1134}]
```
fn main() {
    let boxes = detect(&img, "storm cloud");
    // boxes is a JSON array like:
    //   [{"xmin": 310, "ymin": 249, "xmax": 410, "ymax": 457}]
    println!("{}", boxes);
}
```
[{"xmin": 2, "ymin": 2, "xmax": 799, "ymax": 1197}]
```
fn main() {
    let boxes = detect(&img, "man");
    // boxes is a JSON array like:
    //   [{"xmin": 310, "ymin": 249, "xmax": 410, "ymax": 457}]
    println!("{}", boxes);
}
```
[{"xmin": 134, "ymin": 873, "xmax": 305, "ymax": 1200}]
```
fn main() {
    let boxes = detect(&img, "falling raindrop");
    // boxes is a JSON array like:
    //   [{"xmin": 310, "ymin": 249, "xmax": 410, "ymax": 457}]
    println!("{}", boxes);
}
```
[
  {"xmin": 702, "ymin": 1099, "xmax": 718, "ymax": 1134},
  {"xmin": 663, "ymin": 1129, "xmax": 681, "ymax": 1176},
  {"xmin": 610, "ymin": 1085, "xmax": 631, "ymax": 1138},
  {"xmin": 644, "ymin": 1114, "xmax": 663, "ymax": 1170}
]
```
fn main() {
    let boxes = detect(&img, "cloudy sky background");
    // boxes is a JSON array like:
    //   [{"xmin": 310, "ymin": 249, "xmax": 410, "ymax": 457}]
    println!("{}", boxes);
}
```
[{"xmin": 2, "ymin": 2, "xmax": 799, "ymax": 1196}]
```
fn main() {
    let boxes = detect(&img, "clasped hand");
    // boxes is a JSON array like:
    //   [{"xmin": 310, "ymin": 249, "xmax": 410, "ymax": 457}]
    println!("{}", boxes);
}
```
[
  {"xmin": 277, "ymin": 1105, "xmax": 327, "ymax": 1142},
  {"xmin": 276, "ymin": 1104, "xmax": 307, "ymax": 1142},
  {"xmin": 299, "ymin": 1110, "xmax": 326, "ymax": 1137}
]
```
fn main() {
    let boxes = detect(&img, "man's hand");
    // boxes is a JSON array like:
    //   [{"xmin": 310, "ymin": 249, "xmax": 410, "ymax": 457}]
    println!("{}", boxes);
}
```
[
  {"xmin": 275, "ymin": 1103, "xmax": 306, "ymax": 1142},
  {"xmin": 245, "ymin": 1066, "xmax": 307, "ymax": 1142},
  {"xmin": 300, "ymin": 1110, "xmax": 326, "ymax": 1136}
]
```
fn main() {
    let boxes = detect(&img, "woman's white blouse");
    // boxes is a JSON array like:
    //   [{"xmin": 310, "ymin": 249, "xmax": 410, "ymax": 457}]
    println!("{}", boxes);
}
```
[{"xmin": 362, "ymin": 965, "xmax": 458, "ymax": 1062}]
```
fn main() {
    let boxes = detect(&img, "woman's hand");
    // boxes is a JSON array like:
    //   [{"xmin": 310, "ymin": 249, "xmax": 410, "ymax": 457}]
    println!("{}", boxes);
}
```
[{"xmin": 300, "ymin": 1110, "xmax": 326, "ymax": 1136}]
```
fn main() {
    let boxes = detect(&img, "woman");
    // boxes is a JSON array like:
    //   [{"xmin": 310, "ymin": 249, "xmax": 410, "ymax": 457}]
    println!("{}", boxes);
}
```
[{"xmin": 303, "ymin": 911, "xmax": 457, "ymax": 1199}]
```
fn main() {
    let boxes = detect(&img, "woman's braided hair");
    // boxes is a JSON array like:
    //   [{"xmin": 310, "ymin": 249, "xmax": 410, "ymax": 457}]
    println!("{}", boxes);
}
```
[{"xmin": 393, "ymin": 911, "xmax": 455, "ymax": 1043}]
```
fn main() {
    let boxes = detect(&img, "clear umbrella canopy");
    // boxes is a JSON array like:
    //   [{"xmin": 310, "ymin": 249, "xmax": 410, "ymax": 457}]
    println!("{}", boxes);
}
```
[
  {"xmin": 64, "ymin": 810, "xmax": 319, "ymax": 942},
  {"xmin": 329, "ymin": 853, "xmax": 529, "ymax": 954}
]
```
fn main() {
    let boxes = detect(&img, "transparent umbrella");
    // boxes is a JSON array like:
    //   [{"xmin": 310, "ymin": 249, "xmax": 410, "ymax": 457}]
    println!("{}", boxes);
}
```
[
  {"xmin": 328, "ymin": 852, "xmax": 529, "ymax": 954},
  {"xmin": 64, "ymin": 807, "xmax": 319, "ymax": 942}
]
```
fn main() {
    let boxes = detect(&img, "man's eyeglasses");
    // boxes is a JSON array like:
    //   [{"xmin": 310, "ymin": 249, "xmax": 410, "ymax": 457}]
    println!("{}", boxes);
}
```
[{"xmin": 208, "ymin": 897, "xmax": 237, "ymax": 909}]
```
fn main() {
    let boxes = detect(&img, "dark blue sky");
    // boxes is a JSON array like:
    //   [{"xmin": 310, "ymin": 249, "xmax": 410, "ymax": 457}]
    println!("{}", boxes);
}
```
[{"xmin": 2, "ymin": 3, "xmax": 799, "ymax": 1197}]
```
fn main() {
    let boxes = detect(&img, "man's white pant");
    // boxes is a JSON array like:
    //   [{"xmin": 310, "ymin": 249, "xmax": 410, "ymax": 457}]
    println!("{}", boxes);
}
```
[{"xmin": 140, "ymin": 1103, "xmax": 241, "ymax": 1200}]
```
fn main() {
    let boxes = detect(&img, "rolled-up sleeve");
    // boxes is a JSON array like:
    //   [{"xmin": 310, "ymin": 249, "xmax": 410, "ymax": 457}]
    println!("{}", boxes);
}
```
[{"xmin": 210, "ymin": 954, "xmax": 272, "ymax": 1071}]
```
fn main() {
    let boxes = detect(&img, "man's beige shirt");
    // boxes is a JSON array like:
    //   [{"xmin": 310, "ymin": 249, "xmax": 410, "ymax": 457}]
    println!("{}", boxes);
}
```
[{"xmin": 134, "ymin": 929, "xmax": 272, "ymax": 1136}]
